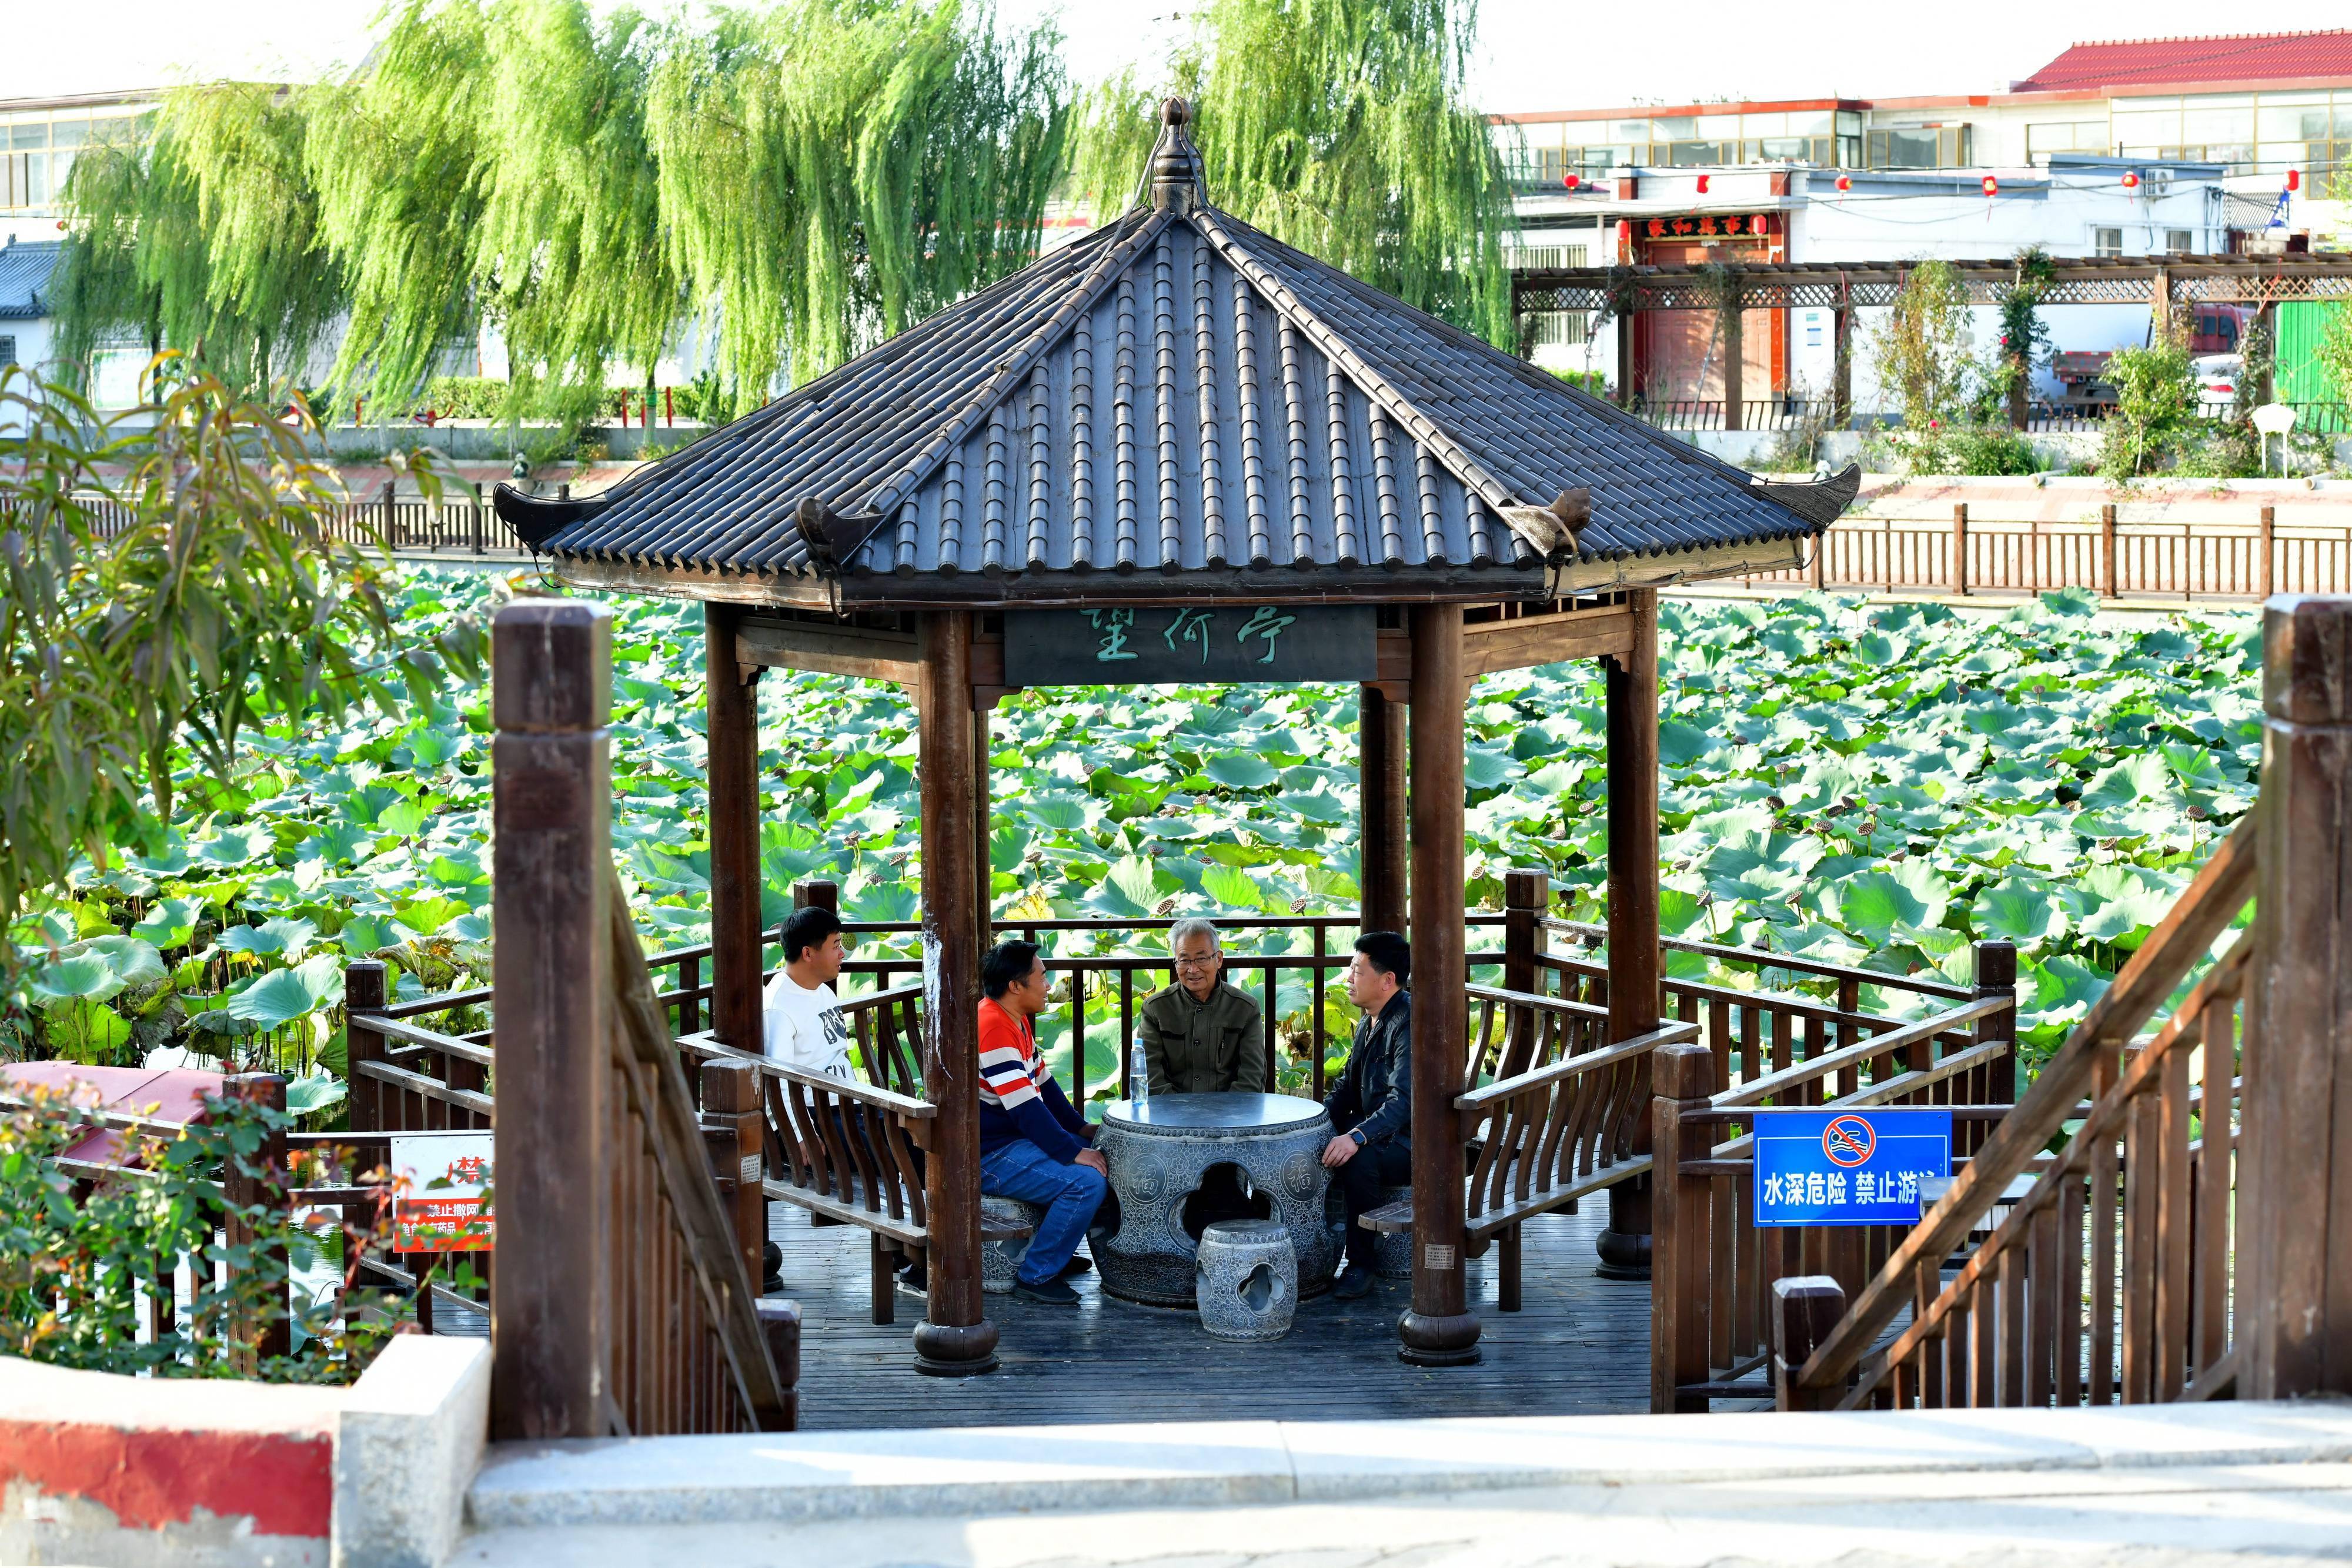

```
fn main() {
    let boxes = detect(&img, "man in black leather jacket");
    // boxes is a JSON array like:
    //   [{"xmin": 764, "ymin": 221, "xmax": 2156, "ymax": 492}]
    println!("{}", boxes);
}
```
[{"xmin": 1320, "ymin": 931, "xmax": 1412, "ymax": 1300}]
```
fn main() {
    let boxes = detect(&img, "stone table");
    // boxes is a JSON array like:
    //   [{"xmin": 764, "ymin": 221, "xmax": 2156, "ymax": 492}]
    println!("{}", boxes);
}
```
[{"xmin": 1092, "ymin": 1093, "xmax": 1335, "ymax": 1306}]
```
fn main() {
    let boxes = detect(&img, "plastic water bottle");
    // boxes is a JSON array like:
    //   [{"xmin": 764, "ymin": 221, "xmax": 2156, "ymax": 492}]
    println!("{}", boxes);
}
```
[{"xmin": 1130, "ymin": 1041, "xmax": 1149, "ymax": 1109}]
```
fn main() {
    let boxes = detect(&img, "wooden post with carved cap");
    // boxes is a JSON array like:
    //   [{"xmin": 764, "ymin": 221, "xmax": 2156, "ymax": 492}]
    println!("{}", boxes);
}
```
[
  {"xmin": 2245, "ymin": 593, "xmax": 2352, "ymax": 1398},
  {"xmin": 1600, "ymin": 588, "xmax": 1661, "ymax": 1279},
  {"xmin": 913, "ymin": 610, "xmax": 998, "ymax": 1376},
  {"xmin": 490, "ymin": 598, "xmax": 611, "ymax": 1439},
  {"xmin": 706, "ymin": 604, "xmax": 765, "ymax": 1052},
  {"xmin": 1401, "ymin": 603, "xmax": 1480, "ymax": 1368}
]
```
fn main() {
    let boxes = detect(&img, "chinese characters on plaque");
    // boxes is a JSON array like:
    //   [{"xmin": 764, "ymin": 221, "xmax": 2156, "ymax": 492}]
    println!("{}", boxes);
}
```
[{"xmin": 1003, "ymin": 604, "xmax": 1377, "ymax": 686}]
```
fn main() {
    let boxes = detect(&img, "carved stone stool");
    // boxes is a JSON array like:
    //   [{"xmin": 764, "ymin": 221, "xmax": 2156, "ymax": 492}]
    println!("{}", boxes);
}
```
[
  {"xmin": 1195, "ymin": 1218, "xmax": 1297, "ymax": 1342},
  {"xmin": 981, "ymin": 1194, "xmax": 1048, "ymax": 1295}
]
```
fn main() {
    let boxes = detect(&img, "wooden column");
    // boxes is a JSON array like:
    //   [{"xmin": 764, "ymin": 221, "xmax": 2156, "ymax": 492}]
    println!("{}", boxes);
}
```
[
  {"xmin": 1830, "ymin": 275, "xmax": 1854, "ymax": 428},
  {"xmin": 1358, "ymin": 684, "xmax": 1409, "ymax": 934},
  {"xmin": 2261, "ymin": 506, "xmax": 2277, "ymax": 600},
  {"xmin": 490, "ymin": 597, "xmax": 612, "ymax": 1440},
  {"xmin": 706, "ymin": 604, "xmax": 765, "ymax": 1051},
  {"xmin": 1399, "ymin": 604, "xmax": 1480, "ymax": 1368},
  {"xmin": 913, "ymin": 610, "xmax": 998, "ymax": 1376},
  {"xmin": 1648, "ymin": 1043, "xmax": 1712, "ymax": 1412},
  {"xmin": 974, "ymin": 705, "xmax": 995, "ymax": 951},
  {"xmin": 1720, "ymin": 295, "xmax": 1745, "ymax": 432},
  {"xmin": 2245, "ymin": 594, "xmax": 2352, "ymax": 1399},
  {"xmin": 1952, "ymin": 504, "xmax": 1970, "ymax": 597},
  {"xmin": 1600, "ymin": 588, "xmax": 1661, "ymax": 1279},
  {"xmin": 1616, "ymin": 302, "xmax": 1638, "ymax": 409},
  {"xmin": 2101, "ymin": 504, "xmax": 2120, "ymax": 600}
]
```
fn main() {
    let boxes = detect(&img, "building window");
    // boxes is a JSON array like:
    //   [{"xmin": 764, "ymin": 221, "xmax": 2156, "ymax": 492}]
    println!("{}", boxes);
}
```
[
  {"xmin": 2027, "ymin": 122, "xmax": 2108, "ymax": 163},
  {"xmin": 2166, "ymin": 229, "xmax": 2194, "ymax": 254},
  {"xmin": 0, "ymin": 336, "xmax": 15, "ymax": 367},
  {"xmin": 1866, "ymin": 125, "xmax": 1970, "ymax": 169},
  {"xmin": 2094, "ymin": 227, "xmax": 2123, "ymax": 258},
  {"xmin": 1523, "ymin": 312, "xmax": 1589, "ymax": 347},
  {"xmin": 1504, "ymin": 244, "xmax": 1588, "ymax": 272}
]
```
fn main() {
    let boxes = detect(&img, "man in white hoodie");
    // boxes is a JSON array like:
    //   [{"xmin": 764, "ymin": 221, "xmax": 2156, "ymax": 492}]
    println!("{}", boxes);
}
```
[
  {"xmin": 763, "ymin": 905, "xmax": 850, "ymax": 1077},
  {"xmin": 757, "ymin": 905, "xmax": 851, "ymax": 1293}
]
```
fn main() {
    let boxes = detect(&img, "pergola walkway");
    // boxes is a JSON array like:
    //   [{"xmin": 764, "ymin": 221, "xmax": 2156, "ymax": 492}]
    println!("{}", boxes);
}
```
[{"xmin": 770, "ymin": 1206, "xmax": 1670, "ymax": 1432}]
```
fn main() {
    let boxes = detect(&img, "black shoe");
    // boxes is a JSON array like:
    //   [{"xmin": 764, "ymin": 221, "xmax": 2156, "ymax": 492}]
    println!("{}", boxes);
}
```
[
  {"xmin": 896, "ymin": 1259, "xmax": 927, "ymax": 1296},
  {"xmin": 1013, "ymin": 1276, "xmax": 1081, "ymax": 1306},
  {"xmin": 1332, "ymin": 1265, "xmax": 1375, "ymax": 1300},
  {"xmin": 1060, "ymin": 1255, "xmax": 1093, "ymax": 1278}
]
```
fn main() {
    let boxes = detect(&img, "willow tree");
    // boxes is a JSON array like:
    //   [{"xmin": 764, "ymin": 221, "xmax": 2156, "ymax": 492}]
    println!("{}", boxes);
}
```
[
  {"xmin": 1070, "ymin": 0, "xmax": 1515, "ymax": 347},
  {"xmin": 54, "ymin": 85, "xmax": 344, "ymax": 397},
  {"xmin": 650, "ymin": 0, "xmax": 1071, "ymax": 410}
]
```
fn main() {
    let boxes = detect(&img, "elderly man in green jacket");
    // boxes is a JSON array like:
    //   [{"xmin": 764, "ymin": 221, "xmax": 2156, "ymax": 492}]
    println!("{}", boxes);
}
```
[{"xmin": 1137, "ymin": 919, "xmax": 1268, "ymax": 1095}]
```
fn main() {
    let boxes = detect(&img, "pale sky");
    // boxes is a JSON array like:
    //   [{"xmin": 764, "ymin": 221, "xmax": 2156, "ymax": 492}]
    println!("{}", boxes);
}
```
[{"xmin": 7, "ymin": 0, "xmax": 2350, "ymax": 111}]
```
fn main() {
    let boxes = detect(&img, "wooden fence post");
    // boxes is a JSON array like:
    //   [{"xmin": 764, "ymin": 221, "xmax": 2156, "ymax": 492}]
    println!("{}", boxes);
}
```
[
  {"xmin": 471, "ymin": 485, "xmax": 486, "ymax": 556},
  {"xmin": 222, "ymin": 1071, "xmax": 290, "ymax": 1372},
  {"xmin": 490, "ymin": 597, "xmax": 612, "ymax": 1439},
  {"xmin": 1772, "ymin": 1276, "xmax": 1847, "ymax": 1411},
  {"xmin": 756, "ymin": 1299, "xmax": 801, "ymax": 1432},
  {"xmin": 1952, "ymin": 504, "xmax": 1969, "ymax": 596},
  {"xmin": 793, "ymin": 880, "xmax": 840, "ymax": 916},
  {"xmin": 2246, "ymin": 594, "xmax": 2352, "ymax": 1399},
  {"xmin": 701, "ymin": 1059, "xmax": 767, "ymax": 1294},
  {"xmin": 2102, "ymin": 504, "xmax": 2120, "ymax": 599},
  {"xmin": 1973, "ymin": 939, "xmax": 2018, "ymax": 1156},
  {"xmin": 345, "ymin": 961, "xmax": 387, "ymax": 1136},
  {"xmin": 1499, "ymin": 867, "xmax": 1549, "ymax": 1079},
  {"xmin": 1649, "ymin": 1042, "xmax": 1712, "ymax": 1413},
  {"xmin": 2260, "ymin": 506, "xmax": 2276, "ymax": 600}
]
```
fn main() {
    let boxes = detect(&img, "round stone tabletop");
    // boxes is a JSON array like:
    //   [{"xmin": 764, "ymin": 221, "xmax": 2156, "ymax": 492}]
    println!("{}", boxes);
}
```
[{"xmin": 1101, "ymin": 1092, "xmax": 1328, "ymax": 1135}]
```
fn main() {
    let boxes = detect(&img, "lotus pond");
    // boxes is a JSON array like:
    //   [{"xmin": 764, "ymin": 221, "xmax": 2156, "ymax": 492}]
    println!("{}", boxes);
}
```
[{"xmin": 4, "ymin": 567, "xmax": 2258, "ymax": 1111}]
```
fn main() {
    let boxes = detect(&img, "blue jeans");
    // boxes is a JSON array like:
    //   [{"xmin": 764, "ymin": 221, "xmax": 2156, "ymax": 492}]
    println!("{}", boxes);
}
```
[{"xmin": 980, "ymin": 1140, "xmax": 1107, "ymax": 1286}]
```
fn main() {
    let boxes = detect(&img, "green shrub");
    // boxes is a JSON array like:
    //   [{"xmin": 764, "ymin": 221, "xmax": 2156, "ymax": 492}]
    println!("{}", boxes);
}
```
[
  {"xmin": 0, "ymin": 1084, "xmax": 410, "ymax": 1382},
  {"xmin": 2098, "ymin": 343, "xmax": 2201, "ymax": 480}
]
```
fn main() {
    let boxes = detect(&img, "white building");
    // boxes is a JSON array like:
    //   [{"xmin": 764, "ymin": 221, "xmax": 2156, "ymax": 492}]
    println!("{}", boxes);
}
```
[{"xmin": 1496, "ymin": 29, "xmax": 2352, "ymax": 403}]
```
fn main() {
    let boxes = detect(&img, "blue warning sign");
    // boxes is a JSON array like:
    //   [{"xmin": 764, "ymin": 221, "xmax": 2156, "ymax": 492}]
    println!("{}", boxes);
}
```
[{"xmin": 1753, "ymin": 1108, "xmax": 1952, "ymax": 1228}]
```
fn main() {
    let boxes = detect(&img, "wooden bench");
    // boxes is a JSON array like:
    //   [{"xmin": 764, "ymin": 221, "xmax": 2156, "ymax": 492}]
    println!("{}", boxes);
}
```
[
  {"xmin": 681, "ymin": 982, "xmax": 1032, "ymax": 1325},
  {"xmin": 1360, "ymin": 984, "xmax": 1697, "ymax": 1309}
]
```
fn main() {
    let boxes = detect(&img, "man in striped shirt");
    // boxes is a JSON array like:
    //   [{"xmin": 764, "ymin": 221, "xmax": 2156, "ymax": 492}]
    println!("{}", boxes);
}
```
[{"xmin": 978, "ymin": 938, "xmax": 1107, "ymax": 1305}]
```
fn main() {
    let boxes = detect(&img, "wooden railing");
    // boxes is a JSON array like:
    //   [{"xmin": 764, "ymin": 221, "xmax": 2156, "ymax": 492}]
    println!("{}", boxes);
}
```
[
  {"xmin": 1775, "ymin": 815, "xmax": 2256, "ymax": 1412},
  {"xmin": 486, "ymin": 598, "xmax": 794, "ymax": 1439},
  {"xmin": 1742, "ymin": 501, "xmax": 2352, "ymax": 602},
  {"xmin": 78, "ymin": 487, "xmax": 534, "ymax": 556},
  {"xmin": 1648, "ymin": 984, "xmax": 2019, "ymax": 1412}
]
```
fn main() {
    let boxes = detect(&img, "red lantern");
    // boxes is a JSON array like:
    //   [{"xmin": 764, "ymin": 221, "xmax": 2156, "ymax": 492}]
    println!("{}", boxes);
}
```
[
  {"xmin": 1615, "ymin": 218, "xmax": 1632, "ymax": 254},
  {"xmin": 1749, "ymin": 213, "xmax": 1768, "ymax": 236},
  {"xmin": 2287, "ymin": 168, "xmax": 2302, "ymax": 192},
  {"xmin": 1563, "ymin": 172, "xmax": 1581, "ymax": 190},
  {"xmin": 1982, "ymin": 175, "xmax": 1998, "ymax": 196},
  {"xmin": 1835, "ymin": 173, "xmax": 1852, "ymax": 192},
  {"xmin": 1695, "ymin": 173, "xmax": 1711, "ymax": 195},
  {"xmin": 2121, "ymin": 170, "xmax": 2140, "ymax": 189}
]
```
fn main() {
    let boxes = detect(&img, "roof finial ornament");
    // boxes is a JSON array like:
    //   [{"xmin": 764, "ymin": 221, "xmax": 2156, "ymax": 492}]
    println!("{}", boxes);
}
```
[{"xmin": 1145, "ymin": 96, "xmax": 1205, "ymax": 214}]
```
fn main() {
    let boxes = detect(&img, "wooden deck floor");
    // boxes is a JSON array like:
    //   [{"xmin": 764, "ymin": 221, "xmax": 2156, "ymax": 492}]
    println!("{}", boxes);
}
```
[{"xmin": 769, "ymin": 1203, "xmax": 1658, "ymax": 1432}]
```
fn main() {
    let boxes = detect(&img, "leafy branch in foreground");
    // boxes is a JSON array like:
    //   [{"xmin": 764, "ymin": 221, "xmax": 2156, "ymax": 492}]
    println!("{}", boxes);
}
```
[{"xmin": 0, "ymin": 357, "xmax": 480, "ymax": 937}]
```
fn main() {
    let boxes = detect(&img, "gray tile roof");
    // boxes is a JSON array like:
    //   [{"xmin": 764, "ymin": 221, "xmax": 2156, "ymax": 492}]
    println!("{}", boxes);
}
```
[
  {"xmin": 503, "ymin": 103, "xmax": 1852, "ymax": 604},
  {"xmin": 0, "ymin": 240, "xmax": 59, "ymax": 321}
]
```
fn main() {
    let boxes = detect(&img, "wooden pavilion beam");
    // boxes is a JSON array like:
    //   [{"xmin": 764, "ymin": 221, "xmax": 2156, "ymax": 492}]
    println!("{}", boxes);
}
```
[
  {"xmin": 1400, "ymin": 604, "xmax": 1482, "ymax": 1368},
  {"xmin": 706, "ymin": 605, "xmax": 766, "ymax": 1053},
  {"xmin": 1461, "ymin": 603, "xmax": 1635, "ymax": 677},
  {"xmin": 913, "ymin": 610, "xmax": 1000, "ymax": 1376},
  {"xmin": 1599, "ymin": 587, "xmax": 1661, "ymax": 1281}
]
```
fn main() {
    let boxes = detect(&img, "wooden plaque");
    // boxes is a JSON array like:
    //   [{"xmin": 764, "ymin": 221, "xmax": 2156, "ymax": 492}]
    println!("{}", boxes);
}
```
[{"xmin": 1004, "ymin": 604, "xmax": 1377, "ymax": 686}]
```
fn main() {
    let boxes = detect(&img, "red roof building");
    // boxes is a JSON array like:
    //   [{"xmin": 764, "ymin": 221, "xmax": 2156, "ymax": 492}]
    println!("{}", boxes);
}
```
[{"xmin": 2014, "ymin": 30, "xmax": 2352, "ymax": 93}]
